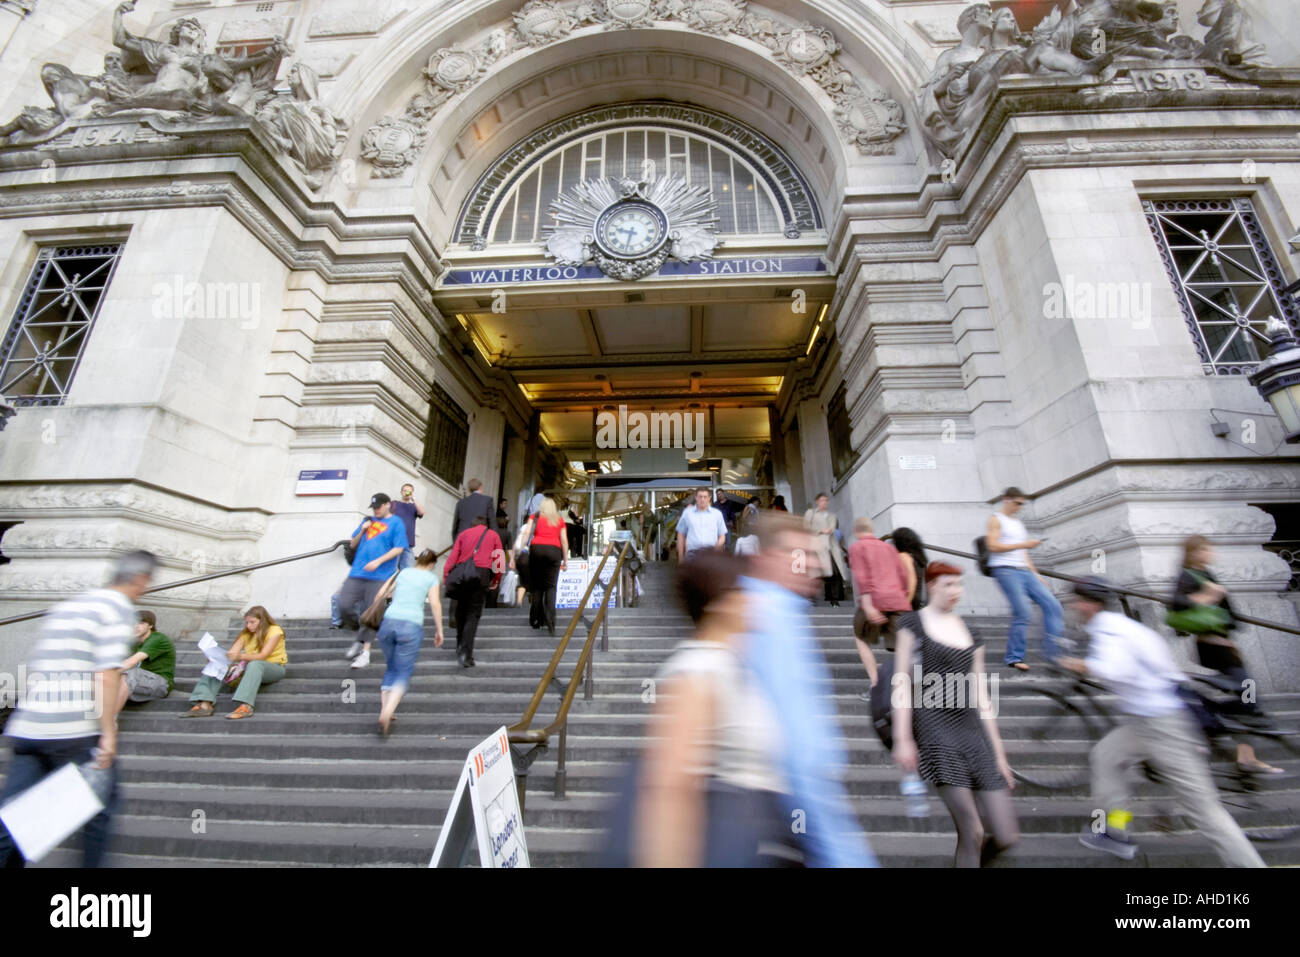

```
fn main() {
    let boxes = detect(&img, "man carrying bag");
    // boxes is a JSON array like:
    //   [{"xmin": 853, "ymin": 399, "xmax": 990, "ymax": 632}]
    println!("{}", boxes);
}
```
[{"xmin": 444, "ymin": 517, "xmax": 502, "ymax": 669}]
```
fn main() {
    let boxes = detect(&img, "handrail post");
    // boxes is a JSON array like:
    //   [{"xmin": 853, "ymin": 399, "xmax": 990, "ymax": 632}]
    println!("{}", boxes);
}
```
[
  {"xmin": 584, "ymin": 644, "xmax": 594, "ymax": 700},
  {"xmin": 555, "ymin": 725, "xmax": 567, "ymax": 799},
  {"xmin": 601, "ymin": 578, "xmax": 610, "ymax": 653}
]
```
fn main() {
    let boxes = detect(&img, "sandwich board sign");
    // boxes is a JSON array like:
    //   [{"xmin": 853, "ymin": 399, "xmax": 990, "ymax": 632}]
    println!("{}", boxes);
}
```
[{"xmin": 429, "ymin": 726, "xmax": 530, "ymax": 868}]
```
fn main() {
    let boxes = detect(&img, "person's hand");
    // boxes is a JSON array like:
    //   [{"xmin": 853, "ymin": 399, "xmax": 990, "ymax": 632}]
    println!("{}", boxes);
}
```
[
  {"xmin": 561, "ymin": 560, "xmax": 568, "ymax": 571},
  {"xmin": 226, "ymin": 647, "xmax": 240, "ymax": 661},
  {"xmin": 96, "ymin": 733, "xmax": 117, "ymax": 769},
  {"xmin": 893, "ymin": 738, "xmax": 918, "ymax": 773},
  {"xmin": 1204, "ymin": 581, "xmax": 1227, "ymax": 600},
  {"xmin": 998, "ymin": 758, "xmax": 1016, "ymax": 790},
  {"xmin": 866, "ymin": 607, "xmax": 887, "ymax": 626},
  {"xmin": 1024, "ymin": 538, "xmax": 1042, "ymax": 549},
  {"xmin": 434, "ymin": 631, "xmax": 445, "ymax": 648},
  {"xmin": 363, "ymin": 559, "xmax": 381, "ymax": 572}
]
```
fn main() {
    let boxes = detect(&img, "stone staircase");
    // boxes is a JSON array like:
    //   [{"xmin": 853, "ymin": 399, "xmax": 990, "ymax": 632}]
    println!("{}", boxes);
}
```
[{"xmin": 8, "ymin": 564, "xmax": 1300, "ymax": 867}]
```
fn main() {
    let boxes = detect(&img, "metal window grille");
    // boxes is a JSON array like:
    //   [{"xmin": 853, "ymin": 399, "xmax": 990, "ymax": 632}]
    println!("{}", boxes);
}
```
[
  {"xmin": 491, "ymin": 126, "xmax": 785, "ymax": 243},
  {"xmin": 828, "ymin": 383, "xmax": 856, "ymax": 481},
  {"xmin": 1144, "ymin": 199, "xmax": 1300, "ymax": 375},
  {"xmin": 421, "ymin": 382, "xmax": 470, "ymax": 489},
  {"xmin": 0, "ymin": 244, "xmax": 124, "ymax": 407}
]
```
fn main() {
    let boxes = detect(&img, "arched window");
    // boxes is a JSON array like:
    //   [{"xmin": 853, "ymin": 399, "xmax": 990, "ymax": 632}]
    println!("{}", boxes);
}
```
[{"xmin": 457, "ymin": 103, "xmax": 821, "ymax": 247}]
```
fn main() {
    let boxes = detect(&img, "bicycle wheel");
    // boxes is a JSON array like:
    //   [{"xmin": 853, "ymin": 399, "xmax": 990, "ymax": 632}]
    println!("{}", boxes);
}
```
[{"xmin": 1010, "ymin": 687, "xmax": 1102, "ymax": 790}]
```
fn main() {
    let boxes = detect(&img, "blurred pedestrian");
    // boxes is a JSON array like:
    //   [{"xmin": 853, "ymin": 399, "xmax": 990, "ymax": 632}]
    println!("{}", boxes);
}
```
[
  {"xmin": 606, "ymin": 551, "xmax": 803, "ymax": 866},
  {"xmin": 0, "ymin": 551, "xmax": 154, "ymax": 867},
  {"xmin": 890, "ymin": 527, "xmax": 929, "ymax": 611},
  {"xmin": 1170, "ymin": 535, "xmax": 1281, "ymax": 774},
  {"xmin": 739, "ymin": 512, "xmax": 876, "ymax": 867},
  {"xmin": 892, "ymin": 562, "xmax": 1018, "ymax": 868},
  {"xmin": 1058, "ymin": 578, "xmax": 1264, "ymax": 866}
]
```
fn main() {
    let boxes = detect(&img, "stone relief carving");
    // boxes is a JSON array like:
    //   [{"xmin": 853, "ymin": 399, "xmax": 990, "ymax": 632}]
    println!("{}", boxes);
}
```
[
  {"xmin": 0, "ymin": 2, "xmax": 351, "ymax": 191},
  {"xmin": 916, "ymin": 0, "xmax": 1278, "ymax": 161},
  {"xmin": 359, "ymin": 0, "xmax": 908, "ymax": 179},
  {"xmin": 359, "ymin": 115, "xmax": 427, "ymax": 178},
  {"xmin": 308, "ymin": 3, "xmax": 407, "ymax": 39}
]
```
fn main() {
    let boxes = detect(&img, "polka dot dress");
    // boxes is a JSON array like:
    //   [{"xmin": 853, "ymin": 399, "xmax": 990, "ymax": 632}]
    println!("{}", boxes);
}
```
[{"xmin": 901, "ymin": 611, "xmax": 1006, "ymax": 791}]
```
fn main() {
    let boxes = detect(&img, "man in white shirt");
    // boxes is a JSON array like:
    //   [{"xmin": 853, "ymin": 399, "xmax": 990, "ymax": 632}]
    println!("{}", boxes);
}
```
[
  {"xmin": 1057, "ymin": 577, "xmax": 1263, "ymax": 867},
  {"xmin": 675, "ymin": 487, "xmax": 727, "ymax": 562},
  {"xmin": 986, "ymin": 486, "xmax": 1063, "ymax": 670}
]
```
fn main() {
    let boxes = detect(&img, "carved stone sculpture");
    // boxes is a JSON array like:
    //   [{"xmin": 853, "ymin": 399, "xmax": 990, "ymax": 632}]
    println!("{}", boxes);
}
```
[
  {"xmin": 256, "ymin": 64, "xmax": 348, "ymax": 189},
  {"xmin": 1198, "ymin": 0, "xmax": 1272, "ymax": 68},
  {"xmin": 0, "ymin": 63, "xmax": 104, "ymax": 142},
  {"xmin": 359, "ymin": 115, "xmax": 427, "ymax": 178},
  {"xmin": 918, "ymin": 3, "xmax": 993, "ymax": 157}
]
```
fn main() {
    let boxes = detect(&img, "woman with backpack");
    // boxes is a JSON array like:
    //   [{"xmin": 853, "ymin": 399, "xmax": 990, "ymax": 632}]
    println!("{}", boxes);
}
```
[
  {"xmin": 891, "ymin": 562, "xmax": 1019, "ymax": 867},
  {"xmin": 1170, "ymin": 535, "xmax": 1282, "ymax": 775}
]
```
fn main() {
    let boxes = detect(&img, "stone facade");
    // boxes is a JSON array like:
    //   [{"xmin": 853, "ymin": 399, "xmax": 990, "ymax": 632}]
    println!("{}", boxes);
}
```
[{"xmin": 0, "ymin": 1, "xmax": 1297, "ymax": 691}]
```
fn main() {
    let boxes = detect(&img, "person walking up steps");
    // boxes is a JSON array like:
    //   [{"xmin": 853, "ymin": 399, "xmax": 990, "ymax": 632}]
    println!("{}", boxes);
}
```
[
  {"xmin": 339, "ymin": 493, "xmax": 407, "ymax": 670},
  {"xmin": 1058, "ymin": 578, "xmax": 1264, "ymax": 867},
  {"xmin": 986, "ymin": 486, "xmax": 1063, "ymax": 671}
]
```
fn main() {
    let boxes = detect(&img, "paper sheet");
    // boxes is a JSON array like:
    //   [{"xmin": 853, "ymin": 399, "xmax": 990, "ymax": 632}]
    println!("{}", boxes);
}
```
[
  {"xmin": 0, "ymin": 762, "xmax": 104, "ymax": 863},
  {"xmin": 198, "ymin": 632, "xmax": 228, "ymax": 680}
]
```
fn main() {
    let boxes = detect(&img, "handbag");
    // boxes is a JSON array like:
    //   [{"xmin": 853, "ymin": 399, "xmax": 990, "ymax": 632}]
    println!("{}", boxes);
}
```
[
  {"xmin": 360, "ymin": 572, "xmax": 400, "ymax": 631},
  {"xmin": 498, "ymin": 569, "xmax": 519, "ymax": 606},
  {"xmin": 446, "ymin": 526, "xmax": 491, "ymax": 600},
  {"xmin": 1165, "ymin": 571, "xmax": 1232, "ymax": 635}
]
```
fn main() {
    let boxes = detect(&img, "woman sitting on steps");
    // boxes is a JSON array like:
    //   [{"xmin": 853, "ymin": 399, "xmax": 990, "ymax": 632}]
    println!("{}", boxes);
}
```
[{"xmin": 180, "ymin": 605, "xmax": 287, "ymax": 720}]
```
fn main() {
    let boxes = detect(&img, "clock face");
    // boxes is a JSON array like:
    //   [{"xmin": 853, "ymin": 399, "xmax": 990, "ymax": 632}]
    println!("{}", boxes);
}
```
[{"xmin": 596, "ymin": 203, "xmax": 666, "ymax": 258}]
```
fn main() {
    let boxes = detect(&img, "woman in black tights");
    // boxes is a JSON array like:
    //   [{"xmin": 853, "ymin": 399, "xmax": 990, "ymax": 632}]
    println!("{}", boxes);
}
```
[{"xmin": 892, "ymin": 561, "xmax": 1019, "ymax": 867}]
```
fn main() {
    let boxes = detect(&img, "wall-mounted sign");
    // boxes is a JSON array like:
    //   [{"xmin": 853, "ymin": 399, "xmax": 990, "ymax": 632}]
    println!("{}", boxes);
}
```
[
  {"xmin": 295, "ymin": 469, "xmax": 348, "ymax": 496},
  {"xmin": 442, "ymin": 255, "xmax": 827, "ymax": 286},
  {"xmin": 898, "ymin": 455, "xmax": 937, "ymax": 471}
]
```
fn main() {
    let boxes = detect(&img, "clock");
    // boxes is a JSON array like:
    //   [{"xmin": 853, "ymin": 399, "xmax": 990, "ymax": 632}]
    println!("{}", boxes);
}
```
[{"xmin": 594, "ymin": 201, "xmax": 668, "ymax": 259}]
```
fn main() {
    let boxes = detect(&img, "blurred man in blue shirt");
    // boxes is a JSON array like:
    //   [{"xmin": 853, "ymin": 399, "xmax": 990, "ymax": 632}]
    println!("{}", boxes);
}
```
[{"xmin": 739, "ymin": 512, "xmax": 876, "ymax": 867}]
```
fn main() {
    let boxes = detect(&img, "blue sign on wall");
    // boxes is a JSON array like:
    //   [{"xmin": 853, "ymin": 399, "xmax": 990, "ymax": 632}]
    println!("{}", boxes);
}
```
[{"xmin": 442, "ymin": 256, "xmax": 826, "ymax": 286}]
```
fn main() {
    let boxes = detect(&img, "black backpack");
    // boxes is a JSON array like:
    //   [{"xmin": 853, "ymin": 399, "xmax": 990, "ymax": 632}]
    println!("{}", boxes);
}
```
[{"xmin": 973, "ymin": 536, "xmax": 993, "ymax": 577}]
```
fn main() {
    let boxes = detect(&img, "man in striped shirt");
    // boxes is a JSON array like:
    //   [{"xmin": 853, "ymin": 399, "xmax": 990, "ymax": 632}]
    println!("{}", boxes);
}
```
[{"xmin": 0, "ymin": 550, "xmax": 156, "ymax": 867}]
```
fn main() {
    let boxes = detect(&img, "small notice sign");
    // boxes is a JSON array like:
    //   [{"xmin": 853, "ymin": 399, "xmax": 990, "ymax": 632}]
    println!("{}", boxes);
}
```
[
  {"xmin": 555, "ymin": 560, "xmax": 617, "ymax": 610},
  {"xmin": 898, "ymin": 455, "xmax": 937, "ymax": 471},
  {"xmin": 295, "ymin": 469, "xmax": 348, "ymax": 496},
  {"xmin": 430, "ymin": 727, "xmax": 530, "ymax": 868}
]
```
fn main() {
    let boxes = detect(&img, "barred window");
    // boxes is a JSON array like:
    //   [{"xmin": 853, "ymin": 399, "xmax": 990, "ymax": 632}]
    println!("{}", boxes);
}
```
[
  {"xmin": 421, "ymin": 382, "xmax": 469, "ymax": 488},
  {"xmin": 1144, "ymin": 199, "xmax": 1300, "ymax": 375},
  {"xmin": 0, "ymin": 244, "xmax": 124, "ymax": 407},
  {"xmin": 828, "ymin": 383, "xmax": 856, "ymax": 481}
]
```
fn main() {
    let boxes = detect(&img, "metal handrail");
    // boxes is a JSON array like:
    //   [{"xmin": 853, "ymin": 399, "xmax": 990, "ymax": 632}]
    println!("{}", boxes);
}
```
[
  {"xmin": 508, "ymin": 541, "xmax": 633, "ymax": 801},
  {"xmin": 919, "ymin": 542, "xmax": 1300, "ymax": 639},
  {"xmin": 0, "ymin": 538, "xmax": 458, "ymax": 628}
]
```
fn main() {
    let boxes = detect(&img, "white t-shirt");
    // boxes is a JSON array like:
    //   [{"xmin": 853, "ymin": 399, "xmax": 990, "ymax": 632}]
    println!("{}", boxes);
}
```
[
  {"xmin": 1084, "ymin": 611, "xmax": 1186, "ymax": 717},
  {"xmin": 988, "ymin": 512, "xmax": 1029, "ymax": 568},
  {"xmin": 656, "ymin": 641, "xmax": 787, "ymax": 794}
]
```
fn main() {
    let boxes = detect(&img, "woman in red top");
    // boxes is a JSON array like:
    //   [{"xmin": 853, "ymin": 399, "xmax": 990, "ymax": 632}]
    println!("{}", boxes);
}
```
[{"xmin": 516, "ymin": 497, "xmax": 569, "ymax": 635}]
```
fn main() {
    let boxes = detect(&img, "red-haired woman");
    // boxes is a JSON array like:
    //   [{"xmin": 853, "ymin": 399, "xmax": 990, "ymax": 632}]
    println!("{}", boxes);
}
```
[{"xmin": 891, "ymin": 562, "xmax": 1019, "ymax": 867}]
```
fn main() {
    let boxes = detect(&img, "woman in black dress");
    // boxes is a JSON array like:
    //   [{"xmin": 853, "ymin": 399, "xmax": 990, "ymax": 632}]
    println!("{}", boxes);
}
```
[
  {"xmin": 892, "ymin": 561, "xmax": 1019, "ymax": 867},
  {"xmin": 1171, "ymin": 535, "xmax": 1282, "ymax": 775}
]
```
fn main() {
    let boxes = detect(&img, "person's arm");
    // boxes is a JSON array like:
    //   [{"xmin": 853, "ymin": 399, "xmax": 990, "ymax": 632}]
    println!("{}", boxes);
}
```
[
  {"xmin": 714, "ymin": 511, "xmax": 726, "ymax": 549},
  {"xmin": 241, "ymin": 628, "xmax": 283, "ymax": 663},
  {"xmin": 120, "ymin": 650, "xmax": 148, "ymax": 670},
  {"xmin": 891, "ymin": 624, "xmax": 918, "ymax": 770},
  {"xmin": 414, "ymin": 500, "xmax": 425, "ymax": 519},
  {"xmin": 901, "ymin": 553, "xmax": 917, "ymax": 605},
  {"xmin": 96, "ymin": 667, "xmax": 123, "ymax": 768},
  {"xmin": 975, "ymin": 644, "xmax": 1013, "ymax": 788},
  {"xmin": 112, "ymin": 1, "xmax": 144, "ymax": 54},
  {"xmin": 226, "ymin": 635, "xmax": 247, "ymax": 662},
  {"xmin": 560, "ymin": 526, "xmax": 569, "ymax": 567},
  {"xmin": 349, "ymin": 520, "xmax": 369, "ymax": 550},
  {"xmin": 365, "ymin": 546, "xmax": 404, "ymax": 573},
  {"xmin": 426, "ymin": 584, "xmax": 444, "ymax": 646},
  {"xmin": 633, "ymin": 673, "xmax": 714, "ymax": 867},
  {"xmin": 986, "ymin": 514, "xmax": 1041, "ymax": 553}
]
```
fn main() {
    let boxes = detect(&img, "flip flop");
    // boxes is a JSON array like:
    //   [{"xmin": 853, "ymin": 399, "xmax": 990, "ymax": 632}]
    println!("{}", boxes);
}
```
[
  {"xmin": 1237, "ymin": 760, "xmax": 1285, "ymax": 775},
  {"xmin": 1007, "ymin": 662, "xmax": 1030, "ymax": 672}
]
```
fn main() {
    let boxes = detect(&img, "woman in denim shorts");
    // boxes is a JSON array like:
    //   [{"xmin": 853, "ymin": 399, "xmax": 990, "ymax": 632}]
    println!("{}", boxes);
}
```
[{"xmin": 374, "ymin": 549, "xmax": 444, "ymax": 735}]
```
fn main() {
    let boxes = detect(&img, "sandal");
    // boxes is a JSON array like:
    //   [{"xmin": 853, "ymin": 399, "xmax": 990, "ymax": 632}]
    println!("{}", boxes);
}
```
[
  {"xmin": 226, "ymin": 704, "xmax": 255, "ymax": 720},
  {"xmin": 1007, "ymin": 662, "xmax": 1031, "ymax": 672},
  {"xmin": 179, "ymin": 702, "xmax": 214, "ymax": 718}
]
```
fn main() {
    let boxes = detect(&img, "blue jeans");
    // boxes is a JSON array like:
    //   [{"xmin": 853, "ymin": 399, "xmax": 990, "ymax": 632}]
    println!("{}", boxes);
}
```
[
  {"xmin": 330, "ymin": 590, "xmax": 342, "ymax": 627},
  {"xmin": 992, "ymin": 566, "xmax": 1064, "ymax": 664},
  {"xmin": 397, "ymin": 548, "xmax": 415, "ymax": 571},
  {"xmin": 377, "ymin": 617, "xmax": 424, "ymax": 692},
  {"xmin": 0, "ymin": 735, "xmax": 118, "ymax": 867}
]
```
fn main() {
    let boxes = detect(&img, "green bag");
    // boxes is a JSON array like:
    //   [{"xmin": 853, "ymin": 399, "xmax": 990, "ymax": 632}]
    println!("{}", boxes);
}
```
[{"xmin": 1165, "ymin": 571, "xmax": 1231, "ymax": 634}]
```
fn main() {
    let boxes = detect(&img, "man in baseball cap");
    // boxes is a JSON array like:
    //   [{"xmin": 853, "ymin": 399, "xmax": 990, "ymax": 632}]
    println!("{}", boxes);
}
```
[{"xmin": 336, "ymin": 492, "xmax": 407, "ymax": 669}]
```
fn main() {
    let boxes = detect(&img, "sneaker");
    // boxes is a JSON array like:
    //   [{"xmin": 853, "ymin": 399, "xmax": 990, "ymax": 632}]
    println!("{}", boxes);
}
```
[
  {"xmin": 345, "ymin": 641, "xmax": 363, "ymax": 660},
  {"xmin": 1079, "ymin": 826, "xmax": 1138, "ymax": 860},
  {"xmin": 350, "ymin": 648, "xmax": 370, "ymax": 669}
]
